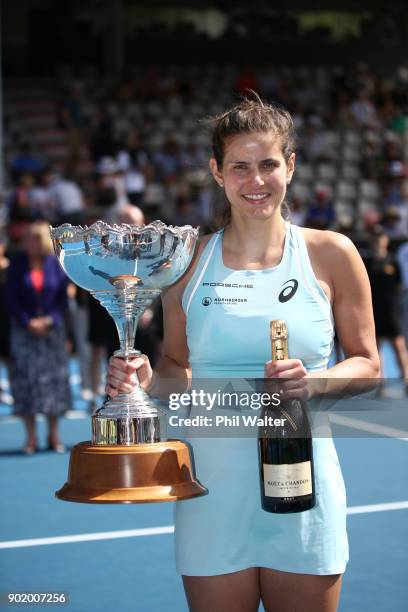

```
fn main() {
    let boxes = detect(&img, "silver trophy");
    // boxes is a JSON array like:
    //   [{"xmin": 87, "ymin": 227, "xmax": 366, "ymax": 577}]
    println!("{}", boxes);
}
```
[{"xmin": 50, "ymin": 220, "xmax": 207, "ymax": 504}]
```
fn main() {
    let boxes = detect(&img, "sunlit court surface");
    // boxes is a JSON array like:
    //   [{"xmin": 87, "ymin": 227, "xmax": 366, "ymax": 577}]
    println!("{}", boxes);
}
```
[{"xmin": 0, "ymin": 345, "xmax": 407, "ymax": 612}]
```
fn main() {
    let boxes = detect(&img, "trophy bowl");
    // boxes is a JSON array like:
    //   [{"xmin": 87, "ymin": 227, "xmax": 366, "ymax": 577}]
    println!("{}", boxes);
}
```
[{"xmin": 50, "ymin": 220, "xmax": 207, "ymax": 503}]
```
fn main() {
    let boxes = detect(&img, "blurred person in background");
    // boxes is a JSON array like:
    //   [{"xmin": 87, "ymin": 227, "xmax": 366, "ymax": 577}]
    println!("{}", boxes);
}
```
[
  {"xmin": 299, "ymin": 116, "xmax": 333, "ymax": 164},
  {"xmin": 364, "ymin": 226, "xmax": 408, "ymax": 388},
  {"xmin": 172, "ymin": 184, "xmax": 203, "ymax": 228},
  {"xmin": 234, "ymin": 63, "xmax": 259, "ymax": 96},
  {"xmin": 95, "ymin": 156, "xmax": 128, "ymax": 220},
  {"xmin": 288, "ymin": 194, "xmax": 307, "ymax": 227},
  {"xmin": 305, "ymin": 187, "xmax": 336, "ymax": 230},
  {"xmin": 349, "ymin": 88, "xmax": 379, "ymax": 129},
  {"xmin": 89, "ymin": 102, "xmax": 115, "ymax": 164},
  {"xmin": 28, "ymin": 168, "xmax": 57, "ymax": 223},
  {"xmin": 5, "ymin": 221, "xmax": 71, "ymax": 454},
  {"xmin": 116, "ymin": 136, "xmax": 149, "ymax": 207},
  {"xmin": 7, "ymin": 172, "xmax": 38, "ymax": 246},
  {"xmin": 58, "ymin": 82, "xmax": 86, "ymax": 171},
  {"xmin": 47, "ymin": 168, "xmax": 85, "ymax": 225},
  {"xmin": 0, "ymin": 231, "xmax": 10, "ymax": 403},
  {"xmin": 153, "ymin": 137, "xmax": 184, "ymax": 186},
  {"xmin": 397, "ymin": 237, "xmax": 408, "ymax": 343},
  {"xmin": 10, "ymin": 142, "xmax": 44, "ymax": 181},
  {"xmin": 380, "ymin": 206, "xmax": 408, "ymax": 240}
]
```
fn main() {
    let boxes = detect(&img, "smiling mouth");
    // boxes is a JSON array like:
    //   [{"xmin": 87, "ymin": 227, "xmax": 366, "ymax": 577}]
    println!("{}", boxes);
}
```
[{"xmin": 242, "ymin": 193, "xmax": 270, "ymax": 203}]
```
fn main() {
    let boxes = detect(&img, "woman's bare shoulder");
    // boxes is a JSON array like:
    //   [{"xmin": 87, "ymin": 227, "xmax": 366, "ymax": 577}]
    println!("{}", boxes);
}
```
[
  {"xmin": 301, "ymin": 227, "xmax": 358, "ymax": 260},
  {"xmin": 300, "ymin": 226, "xmax": 367, "ymax": 300}
]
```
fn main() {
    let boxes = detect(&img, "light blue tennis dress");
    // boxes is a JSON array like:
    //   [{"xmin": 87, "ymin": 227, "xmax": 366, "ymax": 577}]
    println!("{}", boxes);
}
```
[{"xmin": 175, "ymin": 222, "xmax": 349, "ymax": 576}]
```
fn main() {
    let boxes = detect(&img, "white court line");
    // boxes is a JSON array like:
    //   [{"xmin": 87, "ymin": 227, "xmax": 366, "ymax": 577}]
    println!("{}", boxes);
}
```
[
  {"xmin": 346, "ymin": 501, "xmax": 408, "ymax": 515},
  {"xmin": 0, "ymin": 410, "xmax": 89, "ymax": 424},
  {"xmin": 0, "ymin": 526, "xmax": 175, "ymax": 549},
  {"xmin": 329, "ymin": 414, "xmax": 408, "ymax": 441},
  {"xmin": 1, "ymin": 501, "xmax": 408, "ymax": 550}
]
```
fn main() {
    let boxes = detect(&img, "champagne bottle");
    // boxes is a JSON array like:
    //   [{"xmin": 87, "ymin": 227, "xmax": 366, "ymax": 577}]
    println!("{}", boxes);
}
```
[{"xmin": 258, "ymin": 320, "xmax": 315, "ymax": 513}]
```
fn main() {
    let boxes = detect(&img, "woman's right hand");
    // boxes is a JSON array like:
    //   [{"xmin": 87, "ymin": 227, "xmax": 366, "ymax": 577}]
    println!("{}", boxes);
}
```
[{"xmin": 106, "ymin": 355, "xmax": 153, "ymax": 397}]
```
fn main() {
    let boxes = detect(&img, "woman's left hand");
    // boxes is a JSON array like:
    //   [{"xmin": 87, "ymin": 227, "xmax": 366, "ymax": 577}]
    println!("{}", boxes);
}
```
[
  {"xmin": 264, "ymin": 358, "xmax": 312, "ymax": 401},
  {"xmin": 28, "ymin": 316, "xmax": 52, "ymax": 337}
]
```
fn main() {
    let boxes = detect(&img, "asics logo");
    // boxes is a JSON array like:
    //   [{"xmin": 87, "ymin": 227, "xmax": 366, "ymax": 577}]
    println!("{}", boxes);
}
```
[{"xmin": 278, "ymin": 279, "xmax": 298, "ymax": 303}]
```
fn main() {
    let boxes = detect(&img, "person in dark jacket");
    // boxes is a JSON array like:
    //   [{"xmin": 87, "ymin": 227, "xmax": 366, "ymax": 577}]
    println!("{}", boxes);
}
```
[
  {"xmin": 364, "ymin": 225, "xmax": 408, "ymax": 386},
  {"xmin": 5, "ymin": 221, "xmax": 71, "ymax": 454}
]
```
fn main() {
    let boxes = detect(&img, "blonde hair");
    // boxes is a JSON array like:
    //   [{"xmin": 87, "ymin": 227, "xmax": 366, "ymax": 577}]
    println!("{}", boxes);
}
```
[{"xmin": 26, "ymin": 221, "xmax": 54, "ymax": 256}]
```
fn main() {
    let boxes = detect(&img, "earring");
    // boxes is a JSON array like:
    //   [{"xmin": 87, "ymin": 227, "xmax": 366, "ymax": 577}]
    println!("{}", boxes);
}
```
[{"xmin": 219, "ymin": 182, "xmax": 224, "ymax": 188}]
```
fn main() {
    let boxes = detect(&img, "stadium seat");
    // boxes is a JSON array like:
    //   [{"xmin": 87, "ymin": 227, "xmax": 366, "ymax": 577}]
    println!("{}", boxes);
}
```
[
  {"xmin": 340, "ymin": 164, "xmax": 361, "ymax": 181},
  {"xmin": 295, "ymin": 163, "xmax": 314, "ymax": 182},
  {"xmin": 336, "ymin": 180, "xmax": 357, "ymax": 201},
  {"xmin": 316, "ymin": 163, "xmax": 338, "ymax": 182},
  {"xmin": 359, "ymin": 180, "xmax": 381, "ymax": 200}
]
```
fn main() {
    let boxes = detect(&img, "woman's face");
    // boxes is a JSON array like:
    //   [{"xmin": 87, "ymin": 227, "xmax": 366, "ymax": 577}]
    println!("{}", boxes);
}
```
[
  {"xmin": 210, "ymin": 131, "xmax": 295, "ymax": 222},
  {"xmin": 25, "ymin": 231, "xmax": 43, "ymax": 257}
]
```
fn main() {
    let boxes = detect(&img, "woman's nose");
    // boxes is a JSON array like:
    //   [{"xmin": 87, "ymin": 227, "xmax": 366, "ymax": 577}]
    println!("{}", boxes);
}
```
[{"xmin": 249, "ymin": 169, "xmax": 265, "ymax": 186}]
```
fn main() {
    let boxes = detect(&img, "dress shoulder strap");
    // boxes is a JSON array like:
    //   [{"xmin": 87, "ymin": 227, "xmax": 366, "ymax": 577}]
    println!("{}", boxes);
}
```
[
  {"xmin": 290, "ymin": 225, "xmax": 333, "ymax": 321},
  {"xmin": 182, "ymin": 232, "xmax": 222, "ymax": 315}
]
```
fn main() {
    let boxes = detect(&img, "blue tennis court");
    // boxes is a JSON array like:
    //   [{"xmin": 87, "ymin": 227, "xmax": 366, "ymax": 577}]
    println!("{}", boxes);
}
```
[{"xmin": 0, "ymin": 345, "xmax": 407, "ymax": 611}]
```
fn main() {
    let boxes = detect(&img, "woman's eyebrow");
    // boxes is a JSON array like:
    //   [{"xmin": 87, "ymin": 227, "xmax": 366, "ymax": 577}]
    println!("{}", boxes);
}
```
[{"xmin": 227, "ymin": 158, "xmax": 279, "ymax": 164}]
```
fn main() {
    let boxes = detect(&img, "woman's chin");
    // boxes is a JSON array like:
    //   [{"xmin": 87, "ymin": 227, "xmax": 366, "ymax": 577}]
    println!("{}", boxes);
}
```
[{"xmin": 244, "ymin": 203, "xmax": 278, "ymax": 220}]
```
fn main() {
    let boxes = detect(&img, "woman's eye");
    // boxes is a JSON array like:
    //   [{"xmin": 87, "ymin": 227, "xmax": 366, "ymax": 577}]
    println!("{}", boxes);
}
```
[
  {"xmin": 233, "ymin": 165, "xmax": 248, "ymax": 171},
  {"xmin": 262, "ymin": 161, "xmax": 277, "ymax": 170}
]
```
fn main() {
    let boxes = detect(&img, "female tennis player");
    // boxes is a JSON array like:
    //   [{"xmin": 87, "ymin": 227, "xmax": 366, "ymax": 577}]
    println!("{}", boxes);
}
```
[{"xmin": 106, "ymin": 95, "xmax": 380, "ymax": 612}]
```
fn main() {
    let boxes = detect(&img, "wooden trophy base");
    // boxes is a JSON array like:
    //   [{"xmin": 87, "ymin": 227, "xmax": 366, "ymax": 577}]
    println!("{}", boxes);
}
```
[{"xmin": 55, "ymin": 440, "xmax": 207, "ymax": 504}]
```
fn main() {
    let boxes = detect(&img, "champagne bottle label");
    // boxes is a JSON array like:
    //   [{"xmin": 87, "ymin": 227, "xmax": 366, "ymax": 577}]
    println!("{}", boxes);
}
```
[{"xmin": 263, "ymin": 461, "xmax": 313, "ymax": 497}]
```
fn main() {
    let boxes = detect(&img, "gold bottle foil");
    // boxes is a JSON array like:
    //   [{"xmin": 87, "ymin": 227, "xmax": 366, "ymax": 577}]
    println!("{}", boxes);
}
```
[{"xmin": 270, "ymin": 320, "xmax": 289, "ymax": 361}]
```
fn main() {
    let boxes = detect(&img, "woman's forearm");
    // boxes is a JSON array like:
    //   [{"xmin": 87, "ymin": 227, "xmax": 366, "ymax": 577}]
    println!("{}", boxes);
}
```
[{"xmin": 308, "ymin": 354, "xmax": 381, "ymax": 398}]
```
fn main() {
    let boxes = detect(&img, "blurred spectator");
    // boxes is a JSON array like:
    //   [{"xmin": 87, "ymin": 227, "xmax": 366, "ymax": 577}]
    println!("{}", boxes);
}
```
[
  {"xmin": 153, "ymin": 138, "xmax": 184, "ymax": 184},
  {"xmin": 289, "ymin": 195, "xmax": 307, "ymax": 227},
  {"xmin": 364, "ymin": 226, "xmax": 408, "ymax": 386},
  {"xmin": 59, "ymin": 82, "xmax": 86, "ymax": 168},
  {"xmin": 257, "ymin": 64, "xmax": 280, "ymax": 100},
  {"xmin": 397, "ymin": 239, "xmax": 408, "ymax": 342},
  {"xmin": 172, "ymin": 191, "xmax": 203, "ymax": 227},
  {"xmin": 5, "ymin": 222, "xmax": 71, "ymax": 454},
  {"xmin": 89, "ymin": 102, "xmax": 115, "ymax": 163},
  {"xmin": 0, "ymin": 231, "xmax": 10, "ymax": 403},
  {"xmin": 380, "ymin": 207, "xmax": 407, "ymax": 239},
  {"xmin": 29, "ymin": 168, "xmax": 56, "ymax": 222},
  {"xmin": 47, "ymin": 170, "xmax": 85, "ymax": 225},
  {"xmin": 384, "ymin": 172, "xmax": 406, "ymax": 208},
  {"xmin": 7, "ymin": 173, "xmax": 38, "ymax": 246},
  {"xmin": 305, "ymin": 187, "xmax": 336, "ymax": 230},
  {"xmin": 95, "ymin": 156, "xmax": 128, "ymax": 221},
  {"xmin": 67, "ymin": 283, "xmax": 92, "ymax": 402},
  {"xmin": 300, "ymin": 116, "xmax": 333, "ymax": 163},
  {"xmin": 10, "ymin": 143, "xmax": 44, "ymax": 180},
  {"xmin": 116, "ymin": 135, "xmax": 149, "ymax": 206},
  {"xmin": 349, "ymin": 89, "xmax": 379, "ymax": 129},
  {"xmin": 361, "ymin": 133, "xmax": 385, "ymax": 180},
  {"xmin": 116, "ymin": 204, "xmax": 144, "ymax": 225},
  {"xmin": 181, "ymin": 142, "xmax": 208, "ymax": 172},
  {"xmin": 235, "ymin": 64, "xmax": 258, "ymax": 95},
  {"xmin": 362, "ymin": 208, "xmax": 382, "ymax": 233}
]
